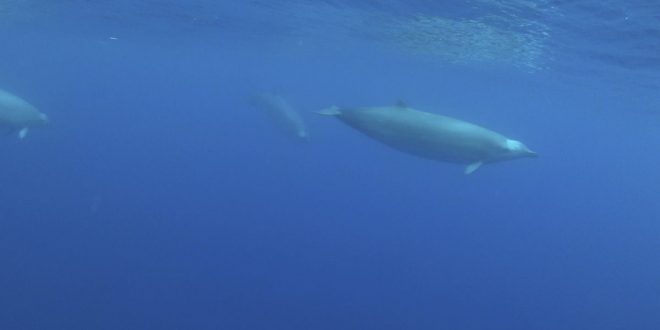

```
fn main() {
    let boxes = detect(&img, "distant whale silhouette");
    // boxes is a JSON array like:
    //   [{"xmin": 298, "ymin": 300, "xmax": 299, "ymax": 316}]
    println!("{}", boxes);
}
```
[
  {"xmin": 318, "ymin": 102, "xmax": 536, "ymax": 174},
  {"xmin": 250, "ymin": 93, "xmax": 309, "ymax": 141},
  {"xmin": 0, "ymin": 89, "xmax": 48, "ymax": 139}
]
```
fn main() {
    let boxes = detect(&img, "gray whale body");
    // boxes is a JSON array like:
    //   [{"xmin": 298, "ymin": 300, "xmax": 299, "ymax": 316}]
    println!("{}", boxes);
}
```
[
  {"xmin": 250, "ymin": 93, "xmax": 309, "ymax": 141},
  {"xmin": 0, "ymin": 89, "xmax": 48, "ymax": 139},
  {"xmin": 318, "ymin": 103, "xmax": 536, "ymax": 174}
]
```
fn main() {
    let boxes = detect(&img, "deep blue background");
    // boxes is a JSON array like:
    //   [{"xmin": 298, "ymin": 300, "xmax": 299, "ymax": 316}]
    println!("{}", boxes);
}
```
[{"xmin": 1, "ymin": 1, "xmax": 660, "ymax": 329}]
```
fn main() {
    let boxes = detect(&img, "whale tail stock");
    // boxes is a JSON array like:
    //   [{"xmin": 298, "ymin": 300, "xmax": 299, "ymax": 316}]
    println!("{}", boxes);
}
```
[{"xmin": 316, "ymin": 106, "xmax": 341, "ymax": 116}]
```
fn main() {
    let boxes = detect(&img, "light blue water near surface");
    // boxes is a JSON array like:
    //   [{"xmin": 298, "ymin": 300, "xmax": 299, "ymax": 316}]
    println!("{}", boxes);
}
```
[{"xmin": 1, "ymin": 1, "xmax": 660, "ymax": 329}]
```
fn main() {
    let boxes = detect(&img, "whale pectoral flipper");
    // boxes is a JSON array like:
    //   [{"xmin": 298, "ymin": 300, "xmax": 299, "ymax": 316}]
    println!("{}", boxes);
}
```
[
  {"xmin": 18, "ymin": 127, "xmax": 29, "ymax": 139},
  {"xmin": 465, "ymin": 161, "xmax": 483, "ymax": 175}
]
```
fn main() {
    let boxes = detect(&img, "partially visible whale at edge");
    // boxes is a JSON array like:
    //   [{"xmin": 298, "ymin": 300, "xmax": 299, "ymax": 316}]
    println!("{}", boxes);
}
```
[
  {"xmin": 318, "ymin": 102, "xmax": 536, "ymax": 174},
  {"xmin": 250, "ymin": 93, "xmax": 309, "ymax": 141},
  {"xmin": 0, "ymin": 89, "xmax": 48, "ymax": 139}
]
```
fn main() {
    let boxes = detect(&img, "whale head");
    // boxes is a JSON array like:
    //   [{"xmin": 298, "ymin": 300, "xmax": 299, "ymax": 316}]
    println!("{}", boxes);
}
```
[
  {"xmin": 501, "ymin": 139, "xmax": 537, "ymax": 159},
  {"xmin": 37, "ymin": 113, "xmax": 48, "ymax": 123},
  {"xmin": 27, "ymin": 112, "xmax": 49, "ymax": 127}
]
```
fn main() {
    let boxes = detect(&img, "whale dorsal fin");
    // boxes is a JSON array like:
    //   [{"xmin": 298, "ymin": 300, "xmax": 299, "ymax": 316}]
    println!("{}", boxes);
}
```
[
  {"xmin": 464, "ymin": 161, "xmax": 483, "ymax": 175},
  {"xmin": 395, "ymin": 100, "xmax": 408, "ymax": 109}
]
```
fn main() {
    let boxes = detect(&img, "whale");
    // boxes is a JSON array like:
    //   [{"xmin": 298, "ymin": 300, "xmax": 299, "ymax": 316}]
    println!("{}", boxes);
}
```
[
  {"xmin": 318, "ymin": 102, "xmax": 536, "ymax": 174},
  {"xmin": 250, "ymin": 93, "xmax": 309, "ymax": 141},
  {"xmin": 0, "ymin": 89, "xmax": 48, "ymax": 139}
]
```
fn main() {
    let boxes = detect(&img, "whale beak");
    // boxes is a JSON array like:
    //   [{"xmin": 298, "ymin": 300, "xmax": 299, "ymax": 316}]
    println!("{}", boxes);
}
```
[
  {"xmin": 517, "ymin": 143, "xmax": 537, "ymax": 158},
  {"xmin": 525, "ymin": 149, "xmax": 538, "ymax": 158}
]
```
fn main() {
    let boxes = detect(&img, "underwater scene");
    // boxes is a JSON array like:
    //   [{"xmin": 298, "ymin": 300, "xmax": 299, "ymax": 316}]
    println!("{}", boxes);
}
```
[{"xmin": 1, "ymin": 1, "xmax": 660, "ymax": 329}]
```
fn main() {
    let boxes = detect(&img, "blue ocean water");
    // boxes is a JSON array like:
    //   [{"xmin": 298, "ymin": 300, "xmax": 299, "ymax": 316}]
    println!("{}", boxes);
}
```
[{"xmin": 1, "ymin": 1, "xmax": 659, "ymax": 329}]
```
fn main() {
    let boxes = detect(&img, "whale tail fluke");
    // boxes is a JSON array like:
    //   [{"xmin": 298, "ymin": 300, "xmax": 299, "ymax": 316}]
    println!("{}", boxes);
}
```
[{"xmin": 317, "ymin": 106, "xmax": 341, "ymax": 116}]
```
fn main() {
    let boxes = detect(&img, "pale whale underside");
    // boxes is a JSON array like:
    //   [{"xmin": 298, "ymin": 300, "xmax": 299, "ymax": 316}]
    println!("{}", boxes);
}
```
[{"xmin": 318, "ymin": 103, "xmax": 536, "ymax": 174}]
